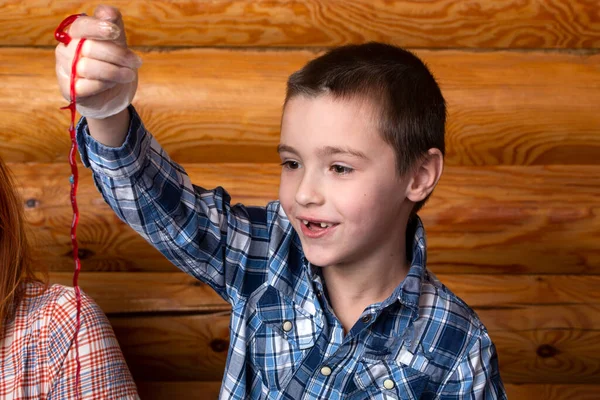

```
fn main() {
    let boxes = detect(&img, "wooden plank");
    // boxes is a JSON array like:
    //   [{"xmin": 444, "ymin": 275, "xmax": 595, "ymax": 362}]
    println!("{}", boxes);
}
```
[
  {"xmin": 110, "ymin": 313, "xmax": 231, "ymax": 382},
  {"xmin": 493, "ymin": 329, "xmax": 600, "ymax": 384},
  {"xmin": 136, "ymin": 382, "xmax": 222, "ymax": 400},
  {"xmin": 49, "ymin": 272, "xmax": 230, "ymax": 314},
  {"xmin": 15, "ymin": 163, "xmax": 600, "ymax": 274},
  {"xmin": 476, "ymin": 305, "xmax": 600, "ymax": 331},
  {"xmin": 1, "ymin": 49, "xmax": 599, "ymax": 165},
  {"xmin": 135, "ymin": 382, "xmax": 600, "ymax": 400},
  {"xmin": 49, "ymin": 273, "xmax": 600, "ymax": 312},
  {"xmin": 505, "ymin": 384, "xmax": 600, "ymax": 400},
  {"xmin": 20, "ymin": 163, "xmax": 279, "ymax": 273},
  {"xmin": 109, "ymin": 313, "xmax": 600, "ymax": 383},
  {"xmin": 48, "ymin": 271, "xmax": 600, "ymax": 332},
  {"xmin": 48, "ymin": 273, "xmax": 600, "ymax": 330},
  {"xmin": 1, "ymin": 0, "xmax": 599, "ymax": 49},
  {"xmin": 440, "ymin": 275, "xmax": 600, "ymax": 307}
]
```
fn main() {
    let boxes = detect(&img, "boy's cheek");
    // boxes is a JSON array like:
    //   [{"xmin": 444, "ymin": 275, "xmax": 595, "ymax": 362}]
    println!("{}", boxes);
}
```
[
  {"xmin": 278, "ymin": 184, "xmax": 296, "ymax": 219},
  {"xmin": 279, "ymin": 175, "xmax": 299, "ymax": 201},
  {"xmin": 333, "ymin": 183, "xmax": 371, "ymax": 207}
]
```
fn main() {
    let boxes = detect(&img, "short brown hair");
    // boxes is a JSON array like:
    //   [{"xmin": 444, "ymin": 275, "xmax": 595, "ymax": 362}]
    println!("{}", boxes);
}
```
[{"xmin": 285, "ymin": 42, "xmax": 446, "ymax": 213}]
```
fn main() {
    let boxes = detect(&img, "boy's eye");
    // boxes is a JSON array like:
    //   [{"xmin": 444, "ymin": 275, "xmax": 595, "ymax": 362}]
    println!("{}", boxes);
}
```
[
  {"xmin": 281, "ymin": 161, "xmax": 300, "ymax": 170},
  {"xmin": 331, "ymin": 164, "xmax": 353, "ymax": 175}
]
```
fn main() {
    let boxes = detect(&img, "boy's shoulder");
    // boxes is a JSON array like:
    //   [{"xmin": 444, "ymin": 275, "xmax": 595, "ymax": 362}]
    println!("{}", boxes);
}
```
[
  {"xmin": 393, "ymin": 269, "xmax": 503, "ymax": 396},
  {"xmin": 409, "ymin": 268, "xmax": 490, "ymax": 367},
  {"xmin": 419, "ymin": 268, "xmax": 483, "ymax": 329}
]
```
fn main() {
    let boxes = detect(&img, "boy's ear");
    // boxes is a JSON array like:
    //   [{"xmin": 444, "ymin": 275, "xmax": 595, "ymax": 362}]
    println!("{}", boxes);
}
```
[{"xmin": 405, "ymin": 148, "xmax": 444, "ymax": 203}]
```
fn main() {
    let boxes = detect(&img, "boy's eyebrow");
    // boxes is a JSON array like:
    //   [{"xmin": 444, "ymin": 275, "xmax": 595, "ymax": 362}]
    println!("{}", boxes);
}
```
[
  {"xmin": 277, "ymin": 144, "xmax": 298, "ymax": 155},
  {"xmin": 318, "ymin": 146, "xmax": 369, "ymax": 160},
  {"xmin": 277, "ymin": 144, "xmax": 369, "ymax": 160}
]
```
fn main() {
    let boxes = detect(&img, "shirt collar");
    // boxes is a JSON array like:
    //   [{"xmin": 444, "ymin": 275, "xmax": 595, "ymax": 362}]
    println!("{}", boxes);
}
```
[
  {"xmin": 305, "ymin": 214, "xmax": 428, "ymax": 314},
  {"xmin": 387, "ymin": 214, "xmax": 427, "ymax": 313}
]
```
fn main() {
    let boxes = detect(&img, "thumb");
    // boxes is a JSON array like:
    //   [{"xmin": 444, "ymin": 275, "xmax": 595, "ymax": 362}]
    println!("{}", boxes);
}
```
[{"xmin": 94, "ymin": 5, "xmax": 127, "ymax": 46}]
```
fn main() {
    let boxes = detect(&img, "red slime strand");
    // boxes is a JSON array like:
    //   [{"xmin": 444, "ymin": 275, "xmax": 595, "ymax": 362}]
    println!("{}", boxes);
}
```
[{"xmin": 54, "ymin": 14, "xmax": 86, "ymax": 400}]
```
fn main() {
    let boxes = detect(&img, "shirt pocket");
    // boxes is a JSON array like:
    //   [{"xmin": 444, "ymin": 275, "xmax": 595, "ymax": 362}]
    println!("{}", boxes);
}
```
[
  {"xmin": 250, "ymin": 286, "xmax": 321, "ymax": 391},
  {"xmin": 352, "ymin": 359, "xmax": 430, "ymax": 400}
]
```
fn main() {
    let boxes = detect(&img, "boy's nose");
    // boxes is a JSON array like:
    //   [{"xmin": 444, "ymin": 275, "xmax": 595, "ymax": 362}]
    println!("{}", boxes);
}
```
[{"xmin": 295, "ymin": 173, "xmax": 325, "ymax": 206}]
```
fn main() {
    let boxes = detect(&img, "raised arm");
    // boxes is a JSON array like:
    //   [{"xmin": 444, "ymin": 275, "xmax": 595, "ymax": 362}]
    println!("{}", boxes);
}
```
[
  {"xmin": 76, "ymin": 106, "xmax": 273, "ymax": 305},
  {"xmin": 56, "ymin": 6, "xmax": 275, "ymax": 306}
]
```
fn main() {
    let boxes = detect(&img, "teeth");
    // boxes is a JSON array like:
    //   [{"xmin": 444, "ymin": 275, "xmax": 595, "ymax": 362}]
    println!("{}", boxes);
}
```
[{"xmin": 301, "ymin": 219, "xmax": 331, "ymax": 228}]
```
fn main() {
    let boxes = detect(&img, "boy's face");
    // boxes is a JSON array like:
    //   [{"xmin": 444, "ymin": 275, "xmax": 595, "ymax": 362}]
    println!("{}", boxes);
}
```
[{"xmin": 278, "ymin": 94, "xmax": 412, "ymax": 269}]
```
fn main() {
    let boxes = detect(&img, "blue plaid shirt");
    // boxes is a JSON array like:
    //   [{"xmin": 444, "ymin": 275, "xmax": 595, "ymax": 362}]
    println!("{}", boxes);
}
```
[{"xmin": 77, "ymin": 106, "xmax": 506, "ymax": 399}]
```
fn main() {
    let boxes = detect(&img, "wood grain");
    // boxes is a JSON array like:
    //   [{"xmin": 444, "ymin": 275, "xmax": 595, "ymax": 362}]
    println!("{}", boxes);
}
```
[
  {"xmin": 110, "ymin": 313, "xmax": 231, "ymax": 382},
  {"xmin": 476, "ymin": 305, "xmax": 600, "ymax": 331},
  {"xmin": 48, "ymin": 272, "xmax": 600, "ymax": 314},
  {"xmin": 1, "ymin": 0, "xmax": 599, "ymax": 48},
  {"xmin": 440, "ymin": 274, "xmax": 600, "ymax": 307},
  {"xmin": 137, "ymin": 382, "xmax": 222, "ymax": 400},
  {"xmin": 1, "ymin": 49, "xmax": 599, "ymax": 165},
  {"xmin": 14, "ymin": 163, "xmax": 600, "ymax": 274},
  {"xmin": 48, "ymin": 271, "xmax": 600, "ymax": 384},
  {"xmin": 49, "ymin": 272, "xmax": 230, "ymax": 314},
  {"xmin": 48, "ymin": 272, "xmax": 600, "ymax": 330},
  {"xmin": 505, "ymin": 384, "xmax": 600, "ymax": 400},
  {"xmin": 109, "ymin": 313, "xmax": 600, "ymax": 383},
  {"xmin": 5, "ymin": 0, "xmax": 598, "ymax": 393},
  {"xmin": 494, "ymin": 329, "xmax": 600, "ymax": 384},
  {"xmin": 135, "ymin": 382, "xmax": 600, "ymax": 400}
]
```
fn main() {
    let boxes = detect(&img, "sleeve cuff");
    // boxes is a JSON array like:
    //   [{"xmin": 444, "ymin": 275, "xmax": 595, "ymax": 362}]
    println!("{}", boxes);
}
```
[{"xmin": 75, "ymin": 105, "xmax": 150, "ymax": 179}]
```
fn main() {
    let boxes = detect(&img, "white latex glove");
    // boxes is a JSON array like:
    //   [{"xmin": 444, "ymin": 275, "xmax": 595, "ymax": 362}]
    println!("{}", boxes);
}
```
[{"xmin": 55, "ymin": 5, "xmax": 142, "ymax": 119}]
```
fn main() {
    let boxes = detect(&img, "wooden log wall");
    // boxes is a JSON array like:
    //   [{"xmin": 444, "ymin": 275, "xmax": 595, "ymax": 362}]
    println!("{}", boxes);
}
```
[{"xmin": 1, "ymin": 1, "xmax": 599, "ymax": 398}]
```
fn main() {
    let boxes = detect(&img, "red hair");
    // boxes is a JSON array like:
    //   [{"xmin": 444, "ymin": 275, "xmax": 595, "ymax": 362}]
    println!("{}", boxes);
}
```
[{"xmin": 0, "ymin": 157, "xmax": 45, "ymax": 328}]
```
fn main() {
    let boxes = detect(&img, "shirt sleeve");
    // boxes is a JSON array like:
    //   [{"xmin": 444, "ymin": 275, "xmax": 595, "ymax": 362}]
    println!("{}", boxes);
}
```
[
  {"xmin": 76, "ymin": 105, "xmax": 272, "ymax": 305},
  {"xmin": 438, "ymin": 326, "xmax": 507, "ymax": 399},
  {"xmin": 47, "ymin": 288, "xmax": 139, "ymax": 400}
]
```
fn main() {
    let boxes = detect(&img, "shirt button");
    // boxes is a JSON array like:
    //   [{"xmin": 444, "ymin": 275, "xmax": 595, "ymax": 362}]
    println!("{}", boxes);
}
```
[
  {"xmin": 361, "ymin": 314, "xmax": 372, "ymax": 323},
  {"xmin": 282, "ymin": 321, "xmax": 293, "ymax": 332},
  {"xmin": 383, "ymin": 379, "xmax": 395, "ymax": 390},
  {"xmin": 320, "ymin": 366, "xmax": 332, "ymax": 376}
]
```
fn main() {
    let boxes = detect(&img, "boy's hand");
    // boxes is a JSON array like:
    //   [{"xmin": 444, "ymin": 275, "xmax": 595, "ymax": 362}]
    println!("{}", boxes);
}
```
[{"xmin": 55, "ymin": 5, "xmax": 142, "ymax": 120}]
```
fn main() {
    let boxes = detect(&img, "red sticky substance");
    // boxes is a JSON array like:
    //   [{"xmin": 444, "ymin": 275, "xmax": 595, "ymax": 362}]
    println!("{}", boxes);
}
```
[{"xmin": 54, "ymin": 14, "xmax": 86, "ymax": 399}]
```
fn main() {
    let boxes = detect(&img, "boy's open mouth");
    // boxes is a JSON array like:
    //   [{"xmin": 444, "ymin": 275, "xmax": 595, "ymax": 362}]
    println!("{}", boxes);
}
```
[{"xmin": 301, "ymin": 219, "xmax": 337, "ymax": 231}]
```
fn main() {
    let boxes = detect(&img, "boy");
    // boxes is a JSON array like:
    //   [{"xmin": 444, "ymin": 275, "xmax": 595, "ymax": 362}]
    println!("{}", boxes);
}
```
[{"xmin": 55, "ymin": 5, "xmax": 506, "ymax": 399}]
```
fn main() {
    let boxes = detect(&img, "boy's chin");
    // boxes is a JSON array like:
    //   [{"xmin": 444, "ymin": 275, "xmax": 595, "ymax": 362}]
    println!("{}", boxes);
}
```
[
  {"xmin": 302, "ymin": 250, "xmax": 340, "ymax": 269},
  {"xmin": 298, "ymin": 237, "xmax": 352, "ymax": 268}
]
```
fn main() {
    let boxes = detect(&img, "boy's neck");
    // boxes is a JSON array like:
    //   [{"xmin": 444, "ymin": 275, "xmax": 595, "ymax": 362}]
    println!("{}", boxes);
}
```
[{"xmin": 320, "ymin": 236, "xmax": 411, "ymax": 334}]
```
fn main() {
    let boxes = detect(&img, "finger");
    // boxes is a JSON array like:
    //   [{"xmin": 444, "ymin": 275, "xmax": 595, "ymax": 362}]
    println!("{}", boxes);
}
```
[
  {"xmin": 55, "ymin": 38, "xmax": 80, "ymax": 62},
  {"xmin": 56, "ymin": 37, "xmax": 141, "ymax": 70},
  {"xmin": 76, "ymin": 57, "xmax": 136, "ymax": 84},
  {"xmin": 81, "ymin": 40, "xmax": 142, "ymax": 69},
  {"xmin": 66, "ymin": 15, "xmax": 120, "ymax": 41},
  {"xmin": 94, "ymin": 4, "xmax": 125, "ymax": 29},
  {"xmin": 57, "ymin": 64, "xmax": 118, "ymax": 98},
  {"xmin": 93, "ymin": 5, "xmax": 127, "ymax": 46},
  {"xmin": 75, "ymin": 78, "xmax": 118, "ymax": 98},
  {"xmin": 56, "ymin": 40, "xmax": 141, "ymax": 88},
  {"xmin": 56, "ymin": 63, "xmax": 71, "ymax": 100}
]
